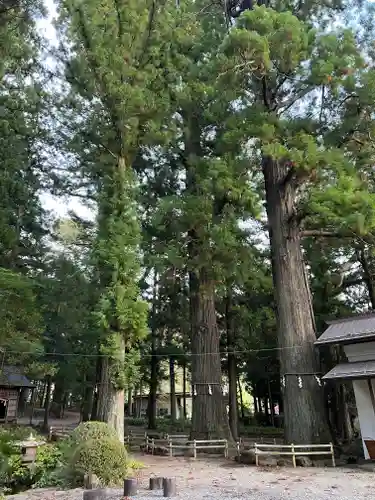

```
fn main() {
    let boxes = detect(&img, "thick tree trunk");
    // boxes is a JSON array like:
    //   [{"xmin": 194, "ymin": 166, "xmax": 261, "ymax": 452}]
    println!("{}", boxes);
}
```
[
  {"xmin": 96, "ymin": 336, "xmax": 125, "ymax": 443},
  {"xmin": 189, "ymin": 270, "xmax": 232, "ymax": 440},
  {"xmin": 263, "ymin": 156, "xmax": 330, "ymax": 444},
  {"xmin": 169, "ymin": 356, "xmax": 177, "ymax": 422},
  {"xmin": 226, "ymin": 293, "xmax": 238, "ymax": 440},
  {"xmin": 184, "ymin": 109, "xmax": 231, "ymax": 440}
]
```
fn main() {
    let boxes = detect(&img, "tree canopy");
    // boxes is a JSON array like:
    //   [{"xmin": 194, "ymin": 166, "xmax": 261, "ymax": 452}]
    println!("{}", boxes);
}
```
[{"xmin": 1, "ymin": 0, "xmax": 375, "ymax": 446}]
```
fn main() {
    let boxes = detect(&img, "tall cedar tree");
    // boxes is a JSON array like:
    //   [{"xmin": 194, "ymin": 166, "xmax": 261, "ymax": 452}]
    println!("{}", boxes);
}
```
[
  {"xmin": 221, "ymin": 2, "xmax": 375, "ymax": 443},
  {"xmin": 0, "ymin": 0, "xmax": 47, "ymax": 364},
  {"xmin": 56, "ymin": 0, "xmax": 174, "ymax": 439},
  {"xmin": 152, "ymin": 1, "xmax": 259, "ymax": 439}
]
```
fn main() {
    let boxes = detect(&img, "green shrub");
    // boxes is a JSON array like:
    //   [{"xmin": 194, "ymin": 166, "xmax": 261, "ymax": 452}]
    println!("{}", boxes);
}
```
[
  {"xmin": 125, "ymin": 417, "xmax": 147, "ymax": 427},
  {"xmin": 70, "ymin": 421, "xmax": 119, "ymax": 445},
  {"xmin": 32, "ymin": 445, "xmax": 67, "ymax": 490},
  {"xmin": 68, "ymin": 436, "xmax": 128, "ymax": 486},
  {"xmin": 155, "ymin": 418, "xmax": 191, "ymax": 433}
]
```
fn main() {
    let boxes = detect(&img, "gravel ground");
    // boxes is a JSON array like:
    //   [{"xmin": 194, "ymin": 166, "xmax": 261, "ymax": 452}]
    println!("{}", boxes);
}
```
[{"xmin": 7, "ymin": 454, "xmax": 375, "ymax": 500}]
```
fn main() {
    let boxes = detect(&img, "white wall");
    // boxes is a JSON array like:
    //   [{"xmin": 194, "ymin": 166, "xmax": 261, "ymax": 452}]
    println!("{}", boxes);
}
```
[{"xmin": 344, "ymin": 343, "xmax": 375, "ymax": 460}]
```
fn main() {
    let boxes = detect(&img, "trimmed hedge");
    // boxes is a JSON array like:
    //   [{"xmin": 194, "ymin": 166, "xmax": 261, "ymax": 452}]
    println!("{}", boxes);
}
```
[
  {"xmin": 69, "ymin": 436, "xmax": 128, "ymax": 486},
  {"xmin": 69, "ymin": 421, "xmax": 119, "ymax": 444}
]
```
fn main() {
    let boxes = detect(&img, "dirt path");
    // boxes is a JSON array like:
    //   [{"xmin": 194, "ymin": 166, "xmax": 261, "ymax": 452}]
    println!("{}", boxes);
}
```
[
  {"xmin": 135, "ymin": 453, "xmax": 374, "ymax": 496},
  {"xmin": 7, "ymin": 447, "xmax": 374, "ymax": 500}
]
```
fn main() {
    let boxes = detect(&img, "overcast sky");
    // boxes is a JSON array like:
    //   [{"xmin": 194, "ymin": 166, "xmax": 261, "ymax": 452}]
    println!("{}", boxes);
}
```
[{"xmin": 37, "ymin": 0, "xmax": 94, "ymax": 222}]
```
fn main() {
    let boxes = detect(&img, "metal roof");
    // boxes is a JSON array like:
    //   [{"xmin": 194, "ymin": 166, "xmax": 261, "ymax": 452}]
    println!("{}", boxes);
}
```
[
  {"xmin": 315, "ymin": 313, "xmax": 375, "ymax": 346},
  {"xmin": 322, "ymin": 360, "xmax": 375, "ymax": 381},
  {"xmin": 0, "ymin": 366, "xmax": 34, "ymax": 388}
]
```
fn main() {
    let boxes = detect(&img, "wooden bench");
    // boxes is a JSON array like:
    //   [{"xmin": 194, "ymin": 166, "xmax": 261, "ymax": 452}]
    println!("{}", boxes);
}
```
[{"xmin": 254, "ymin": 442, "xmax": 335, "ymax": 467}]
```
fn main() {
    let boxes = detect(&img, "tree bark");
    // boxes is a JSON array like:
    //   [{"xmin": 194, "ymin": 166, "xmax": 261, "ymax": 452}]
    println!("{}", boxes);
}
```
[
  {"xmin": 96, "ymin": 336, "xmax": 125, "ymax": 443},
  {"xmin": 189, "ymin": 270, "xmax": 232, "ymax": 440},
  {"xmin": 226, "ymin": 293, "xmax": 238, "ymax": 440},
  {"xmin": 263, "ymin": 156, "xmax": 331, "ymax": 444},
  {"xmin": 184, "ymin": 110, "xmax": 231, "ymax": 441}
]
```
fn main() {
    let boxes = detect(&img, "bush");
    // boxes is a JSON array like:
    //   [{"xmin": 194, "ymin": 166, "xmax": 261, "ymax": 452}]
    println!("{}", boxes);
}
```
[
  {"xmin": 31, "ymin": 443, "xmax": 66, "ymax": 488},
  {"xmin": 0, "ymin": 430, "xmax": 65, "ymax": 493},
  {"xmin": 125, "ymin": 417, "xmax": 147, "ymax": 427},
  {"xmin": 69, "ymin": 421, "xmax": 119, "ymax": 445},
  {"xmin": 155, "ymin": 418, "xmax": 191, "ymax": 434},
  {"xmin": 68, "ymin": 436, "xmax": 128, "ymax": 486}
]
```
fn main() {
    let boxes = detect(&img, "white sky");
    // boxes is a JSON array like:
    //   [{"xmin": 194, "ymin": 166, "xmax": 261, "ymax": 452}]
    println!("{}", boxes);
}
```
[{"xmin": 37, "ymin": 0, "xmax": 94, "ymax": 222}]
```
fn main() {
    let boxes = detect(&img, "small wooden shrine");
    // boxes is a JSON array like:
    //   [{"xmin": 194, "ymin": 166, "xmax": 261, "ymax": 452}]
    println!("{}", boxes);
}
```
[
  {"xmin": 316, "ymin": 312, "xmax": 375, "ymax": 460},
  {"xmin": 0, "ymin": 366, "xmax": 34, "ymax": 422}
]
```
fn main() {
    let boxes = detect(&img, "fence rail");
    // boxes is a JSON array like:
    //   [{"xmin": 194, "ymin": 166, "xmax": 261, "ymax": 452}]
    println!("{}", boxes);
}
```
[
  {"xmin": 254, "ymin": 442, "xmax": 335, "ymax": 468},
  {"xmin": 141, "ymin": 436, "xmax": 229, "ymax": 459}
]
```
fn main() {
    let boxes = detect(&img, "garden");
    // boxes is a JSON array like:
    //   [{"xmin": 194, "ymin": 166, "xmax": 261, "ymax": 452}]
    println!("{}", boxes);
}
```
[{"xmin": 0, "ymin": 423, "xmax": 142, "ymax": 496}]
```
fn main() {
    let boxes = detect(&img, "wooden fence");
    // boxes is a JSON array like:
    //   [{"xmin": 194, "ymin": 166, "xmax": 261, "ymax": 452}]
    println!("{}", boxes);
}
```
[
  {"xmin": 254, "ymin": 442, "xmax": 335, "ymax": 467},
  {"xmin": 142, "ymin": 435, "xmax": 229, "ymax": 459}
]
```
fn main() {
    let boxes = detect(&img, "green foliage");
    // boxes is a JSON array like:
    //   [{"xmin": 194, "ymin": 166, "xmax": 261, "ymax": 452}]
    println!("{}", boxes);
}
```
[
  {"xmin": 0, "ymin": 428, "xmax": 65, "ymax": 493},
  {"xmin": 68, "ymin": 436, "xmax": 128, "ymax": 486},
  {"xmin": 70, "ymin": 421, "xmax": 118, "ymax": 445},
  {"xmin": 0, "ymin": 268, "xmax": 44, "ymax": 365},
  {"xmin": 220, "ymin": 5, "xmax": 375, "ymax": 238},
  {"xmin": 31, "ymin": 445, "xmax": 65, "ymax": 489},
  {"xmin": 125, "ymin": 417, "xmax": 147, "ymax": 427}
]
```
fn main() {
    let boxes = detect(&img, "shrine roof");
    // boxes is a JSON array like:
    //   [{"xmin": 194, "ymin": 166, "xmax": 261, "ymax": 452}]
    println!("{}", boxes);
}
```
[
  {"xmin": 0, "ymin": 366, "xmax": 34, "ymax": 388},
  {"xmin": 315, "ymin": 312, "xmax": 375, "ymax": 346},
  {"xmin": 322, "ymin": 360, "xmax": 375, "ymax": 380}
]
